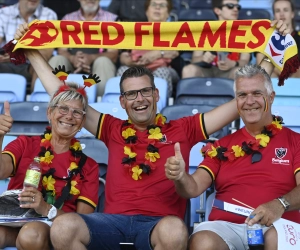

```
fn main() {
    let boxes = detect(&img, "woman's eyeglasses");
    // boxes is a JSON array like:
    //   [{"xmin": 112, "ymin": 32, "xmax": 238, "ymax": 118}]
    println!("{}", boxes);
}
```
[
  {"xmin": 122, "ymin": 87, "xmax": 154, "ymax": 100},
  {"xmin": 220, "ymin": 3, "xmax": 242, "ymax": 10},
  {"xmin": 54, "ymin": 105, "xmax": 86, "ymax": 119}
]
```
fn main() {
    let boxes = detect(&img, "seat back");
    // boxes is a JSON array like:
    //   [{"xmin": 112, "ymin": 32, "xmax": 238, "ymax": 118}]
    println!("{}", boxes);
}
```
[
  {"xmin": 161, "ymin": 104, "xmax": 231, "ymax": 140},
  {"xmin": 189, "ymin": 142, "xmax": 205, "ymax": 228},
  {"xmin": 102, "ymin": 76, "xmax": 168, "ymax": 111},
  {"xmin": 6, "ymin": 102, "xmax": 49, "ymax": 136},
  {"xmin": 205, "ymin": 191, "xmax": 216, "ymax": 221},
  {"xmin": 0, "ymin": 73, "xmax": 27, "ymax": 102},
  {"xmin": 175, "ymin": 77, "xmax": 235, "ymax": 106},
  {"xmin": 178, "ymin": 9, "xmax": 217, "ymax": 21},
  {"xmin": 2, "ymin": 135, "xmax": 17, "ymax": 150},
  {"xmin": 31, "ymin": 74, "xmax": 97, "ymax": 103},
  {"xmin": 238, "ymin": 8, "xmax": 271, "ymax": 19},
  {"xmin": 79, "ymin": 138, "xmax": 108, "ymax": 213},
  {"xmin": 271, "ymin": 78, "xmax": 300, "ymax": 106}
]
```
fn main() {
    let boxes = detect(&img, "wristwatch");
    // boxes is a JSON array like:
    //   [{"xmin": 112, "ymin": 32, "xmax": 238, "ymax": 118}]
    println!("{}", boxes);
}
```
[
  {"xmin": 47, "ymin": 205, "xmax": 57, "ymax": 219},
  {"xmin": 277, "ymin": 196, "xmax": 290, "ymax": 211}
]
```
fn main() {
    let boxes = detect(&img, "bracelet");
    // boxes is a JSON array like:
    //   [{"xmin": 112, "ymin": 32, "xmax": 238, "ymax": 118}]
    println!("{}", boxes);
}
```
[
  {"xmin": 160, "ymin": 51, "xmax": 164, "ymax": 58},
  {"xmin": 262, "ymin": 57, "xmax": 272, "ymax": 63}
]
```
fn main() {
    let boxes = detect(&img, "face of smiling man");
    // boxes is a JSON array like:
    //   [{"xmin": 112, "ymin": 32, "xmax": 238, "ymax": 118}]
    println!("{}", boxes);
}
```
[{"xmin": 119, "ymin": 75, "xmax": 159, "ymax": 131}]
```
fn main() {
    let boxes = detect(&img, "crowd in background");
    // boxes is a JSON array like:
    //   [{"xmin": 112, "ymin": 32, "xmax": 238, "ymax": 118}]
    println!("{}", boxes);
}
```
[{"xmin": 0, "ymin": 0, "xmax": 299, "ymax": 98}]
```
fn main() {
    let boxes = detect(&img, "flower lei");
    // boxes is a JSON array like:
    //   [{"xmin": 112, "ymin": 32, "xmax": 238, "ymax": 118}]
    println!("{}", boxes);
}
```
[
  {"xmin": 201, "ymin": 116, "xmax": 284, "ymax": 164},
  {"xmin": 121, "ymin": 114, "xmax": 167, "ymax": 180},
  {"xmin": 39, "ymin": 126, "xmax": 83, "ymax": 206}
]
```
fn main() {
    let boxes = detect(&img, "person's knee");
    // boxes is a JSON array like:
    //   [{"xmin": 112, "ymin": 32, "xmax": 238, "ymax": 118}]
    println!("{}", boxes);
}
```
[
  {"xmin": 182, "ymin": 64, "xmax": 201, "ymax": 78},
  {"xmin": 152, "ymin": 216, "xmax": 188, "ymax": 249},
  {"xmin": 264, "ymin": 227, "xmax": 278, "ymax": 249},
  {"xmin": 16, "ymin": 223, "xmax": 50, "ymax": 250},
  {"xmin": 189, "ymin": 230, "xmax": 229, "ymax": 250},
  {"xmin": 48, "ymin": 55, "xmax": 72, "ymax": 70}
]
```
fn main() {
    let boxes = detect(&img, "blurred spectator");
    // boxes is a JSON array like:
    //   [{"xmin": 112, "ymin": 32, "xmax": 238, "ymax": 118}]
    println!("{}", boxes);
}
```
[
  {"xmin": 0, "ymin": 0, "xmax": 57, "ymax": 92},
  {"xmin": 256, "ymin": 0, "xmax": 300, "ymax": 78},
  {"xmin": 48, "ymin": 0, "xmax": 119, "ymax": 97},
  {"xmin": 108, "ymin": 0, "xmax": 148, "ymax": 21},
  {"xmin": 181, "ymin": 0, "xmax": 250, "ymax": 80},
  {"xmin": 117, "ymin": 0, "xmax": 180, "ymax": 97}
]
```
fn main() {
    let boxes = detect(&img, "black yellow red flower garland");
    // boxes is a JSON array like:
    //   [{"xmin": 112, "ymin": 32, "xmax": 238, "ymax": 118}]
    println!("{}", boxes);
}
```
[
  {"xmin": 39, "ymin": 126, "xmax": 83, "ymax": 205},
  {"xmin": 201, "ymin": 116, "xmax": 283, "ymax": 163},
  {"xmin": 121, "ymin": 114, "xmax": 166, "ymax": 180}
]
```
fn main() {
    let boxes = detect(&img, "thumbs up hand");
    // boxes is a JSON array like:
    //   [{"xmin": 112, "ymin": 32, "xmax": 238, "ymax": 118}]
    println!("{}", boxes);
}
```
[
  {"xmin": 0, "ymin": 101, "xmax": 13, "ymax": 136},
  {"xmin": 165, "ymin": 142, "xmax": 186, "ymax": 181}
]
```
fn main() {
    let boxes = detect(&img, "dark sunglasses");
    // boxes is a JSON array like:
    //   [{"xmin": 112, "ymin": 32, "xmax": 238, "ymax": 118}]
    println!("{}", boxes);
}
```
[{"xmin": 220, "ymin": 3, "xmax": 242, "ymax": 10}]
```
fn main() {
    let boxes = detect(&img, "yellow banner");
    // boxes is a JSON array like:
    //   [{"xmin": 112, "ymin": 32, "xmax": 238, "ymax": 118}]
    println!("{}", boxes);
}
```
[{"xmin": 14, "ymin": 20, "xmax": 298, "ymax": 72}]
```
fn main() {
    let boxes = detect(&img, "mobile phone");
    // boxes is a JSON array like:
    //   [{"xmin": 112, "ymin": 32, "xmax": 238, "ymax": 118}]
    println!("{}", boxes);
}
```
[{"xmin": 119, "ymin": 242, "xmax": 136, "ymax": 250}]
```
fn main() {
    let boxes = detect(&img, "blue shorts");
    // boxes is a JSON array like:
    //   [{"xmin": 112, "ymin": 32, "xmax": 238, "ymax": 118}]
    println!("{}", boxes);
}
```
[{"xmin": 78, "ymin": 213, "xmax": 163, "ymax": 250}]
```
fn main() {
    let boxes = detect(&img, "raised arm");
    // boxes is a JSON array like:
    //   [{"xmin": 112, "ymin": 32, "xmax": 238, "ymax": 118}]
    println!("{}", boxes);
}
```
[{"xmin": 14, "ymin": 23, "xmax": 101, "ymax": 136}]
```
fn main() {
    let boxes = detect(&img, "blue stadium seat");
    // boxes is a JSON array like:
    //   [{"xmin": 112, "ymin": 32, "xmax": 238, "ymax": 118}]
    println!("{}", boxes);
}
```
[
  {"xmin": 175, "ymin": 77, "xmax": 235, "ymax": 106},
  {"xmin": 2, "ymin": 135, "xmax": 17, "ymax": 150},
  {"xmin": 189, "ymin": 142, "xmax": 205, "ymax": 228},
  {"xmin": 0, "ymin": 73, "xmax": 27, "ymax": 102},
  {"xmin": 6, "ymin": 102, "xmax": 49, "ymax": 136},
  {"xmin": 161, "ymin": 104, "xmax": 231, "ymax": 140},
  {"xmin": 271, "ymin": 78, "xmax": 300, "ymax": 106},
  {"xmin": 295, "ymin": 21, "xmax": 300, "ymax": 31},
  {"xmin": 183, "ymin": 0, "xmax": 212, "ymax": 9},
  {"xmin": 204, "ymin": 191, "xmax": 216, "ymax": 221},
  {"xmin": 102, "ymin": 76, "xmax": 168, "ymax": 112},
  {"xmin": 178, "ymin": 9, "xmax": 217, "ymax": 21},
  {"xmin": 294, "ymin": 8, "xmax": 300, "ymax": 21},
  {"xmin": 238, "ymin": 8, "xmax": 271, "ymax": 20},
  {"xmin": 31, "ymin": 74, "xmax": 97, "ymax": 103}
]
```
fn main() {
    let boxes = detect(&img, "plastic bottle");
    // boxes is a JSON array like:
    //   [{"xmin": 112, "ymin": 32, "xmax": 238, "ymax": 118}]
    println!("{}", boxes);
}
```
[
  {"xmin": 20, "ymin": 157, "xmax": 42, "ymax": 204},
  {"xmin": 247, "ymin": 215, "xmax": 264, "ymax": 250}
]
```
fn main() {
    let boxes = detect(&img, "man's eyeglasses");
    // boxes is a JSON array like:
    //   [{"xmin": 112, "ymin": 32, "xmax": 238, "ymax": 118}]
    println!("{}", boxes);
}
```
[
  {"xmin": 54, "ymin": 105, "xmax": 86, "ymax": 119},
  {"xmin": 150, "ymin": 2, "xmax": 168, "ymax": 9},
  {"xmin": 220, "ymin": 3, "xmax": 241, "ymax": 10},
  {"xmin": 122, "ymin": 87, "xmax": 154, "ymax": 100}
]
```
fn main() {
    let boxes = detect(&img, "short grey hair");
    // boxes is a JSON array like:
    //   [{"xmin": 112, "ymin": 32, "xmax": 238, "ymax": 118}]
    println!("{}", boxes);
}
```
[
  {"xmin": 233, "ymin": 64, "xmax": 274, "ymax": 96},
  {"xmin": 49, "ymin": 82, "xmax": 88, "ymax": 112}
]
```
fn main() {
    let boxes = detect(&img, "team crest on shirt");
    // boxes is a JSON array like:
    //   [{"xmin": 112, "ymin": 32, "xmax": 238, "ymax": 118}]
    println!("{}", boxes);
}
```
[{"xmin": 272, "ymin": 147, "xmax": 289, "ymax": 165}]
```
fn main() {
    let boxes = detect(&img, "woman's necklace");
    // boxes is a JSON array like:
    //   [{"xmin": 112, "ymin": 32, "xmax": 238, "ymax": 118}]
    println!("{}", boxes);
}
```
[{"xmin": 39, "ymin": 126, "xmax": 83, "ymax": 205}]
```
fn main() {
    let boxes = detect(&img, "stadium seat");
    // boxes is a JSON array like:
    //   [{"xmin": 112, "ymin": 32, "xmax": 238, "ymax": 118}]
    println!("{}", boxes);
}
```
[
  {"xmin": 30, "ymin": 74, "xmax": 97, "ymax": 103},
  {"xmin": 6, "ymin": 102, "xmax": 49, "ymax": 136},
  {"xmin": 294, "ymin": 8, "xmax": 300, "ymax": 21},
  {"xmin": 271, "ymin": 78, "xmax": 300, "ymax": 106},
  {"xmin": 178, "ymin": 9, "xmax": 217, "ymax": 21},
  {"xmin": 189, "ymin": 142, "xmax": 206, "ymax": 228},
  {"xmin": 76, "ymin": 102, "xmax": 128, "ymax": 138},
  {"xmin": 175, "ymin": 77, "xmax": 235, "ymax": 106},
  {"xmin": 182, "ymin": 0, "xmax": 212, "ymax": 9},
  {"xmin": 295, "ymin": 21, "xmax": 300, "ymax": 31},
  {"xmin": 102, "ymin": 76, "xmax": 168, "ymax": 112},
  {"xmin": 204, "ymin": 191, "xmax": 216, "ymax": 221},
  {"xmin": 238, "ymin": 8, "xmax": 271, "ymax": 20},
  {"xmin": 161, "ymin": 104, "xmax": 232, "ymax": 140},
  {"xmin": 2, "ymin": 135, "xmax": 17, "ymax": 150},
  {"xmin": 0, "ymin": 73, "xmax": 27, "ymax": 103}
]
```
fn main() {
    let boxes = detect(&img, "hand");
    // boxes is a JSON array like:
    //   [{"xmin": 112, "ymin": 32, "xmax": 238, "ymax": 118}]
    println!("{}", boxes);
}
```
[
  {"xmin": 138, "ymin": 51, "xmax": 158, "ymax": 65},
  {"xmin": 0, "ymin": 101, "xmax": 13, "ymax": 136},
  {"xmin": 165, "ymin": 142, "xmax": 185, "ymax": 181},
  {"xmin": 245, "ymin": 199, "xmax": 285, "ymax": 227},
  {"xmin": 202, "ymin": 51, "xmax": 216, "ymax": 64},
  {"xmin": 271, "ymin": 19, "xmax": 290, "ymax": 36},
  {"xmin": 19, "ymin": 187, "xmax": 49, "ymax": 216},
  {"xmin": 14, "ymin": 23, "xmax": 29, "ymax": 40}
]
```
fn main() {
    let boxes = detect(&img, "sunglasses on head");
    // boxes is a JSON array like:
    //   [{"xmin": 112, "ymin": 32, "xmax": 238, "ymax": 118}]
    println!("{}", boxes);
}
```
[{"xmin": 220, "ymin": 3, "xmax": 242, "ymax": 10}]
